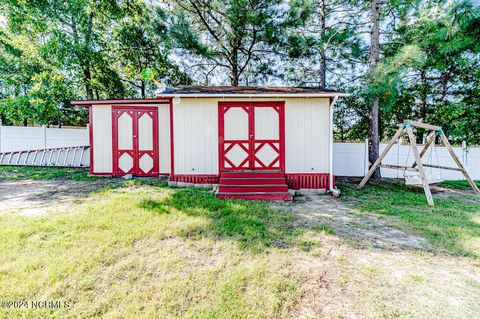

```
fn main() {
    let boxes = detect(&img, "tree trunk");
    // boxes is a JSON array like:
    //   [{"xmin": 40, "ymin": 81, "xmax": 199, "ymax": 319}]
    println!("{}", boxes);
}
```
[
  {"xmin": 319, "ymin": 0, "xmax": 326, "ymax": 88},
  {"xmin": 230, "ymin": 47, "xmax": 239, "ymax": 86},
  {"xmin": 83, "ymin": 67, "xmax": 94, "ymax": 100},
  {"xmin": 141, "ymin": 80, "xmax": 146, "ymax": 99},
  {"xmin": 419, "ymin": 69, "xmax": 427, "ymax": 121},
  {"xmin": 369, "ymin": 0, "xmax": 381, "ymax": 179}
]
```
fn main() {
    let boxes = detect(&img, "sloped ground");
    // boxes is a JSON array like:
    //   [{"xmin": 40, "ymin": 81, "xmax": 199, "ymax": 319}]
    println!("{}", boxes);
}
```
[{"xmin": 0, "ymin": 169, "xmax": 479, "ymax": 318}]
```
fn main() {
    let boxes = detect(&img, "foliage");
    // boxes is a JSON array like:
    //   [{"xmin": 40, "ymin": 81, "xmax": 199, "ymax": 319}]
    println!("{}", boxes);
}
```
[
  {"xmin": 168, "ymin": 0, "xmax": 291, "ymax": 85},
  {"xmin": 0, "ymin": 0, "xmax": 479, "ymax": 144},
  {"xmin": 0, "ymin": 0, "xmax": 190, "ymax": 126}
]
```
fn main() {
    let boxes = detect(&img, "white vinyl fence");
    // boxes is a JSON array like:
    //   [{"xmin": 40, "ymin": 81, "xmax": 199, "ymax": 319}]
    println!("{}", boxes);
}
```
[
  {"xmin": 333, "ymin": 140, "xmax": 480, "ymax": 180},
  {"xmin": 0, "ymin": 125, "xmax": 478, "ymax": 180},
  {"xmin": 0, "ymin": 125, "xmax": 89, "ymax": 153}
]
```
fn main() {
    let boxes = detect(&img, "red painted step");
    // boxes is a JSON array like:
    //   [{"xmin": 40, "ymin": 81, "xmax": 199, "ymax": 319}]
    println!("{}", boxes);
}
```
[
  {"xmin": 216, "ymin": 192, "xmax": 292, "ymax": 201},
  {"xmin": 220, "ymin": 171, "xmax": 285, "ymax": 179},
  {"xmin": 219, "ymin": 184, "xmax": 288, "ymax": 193},
  {"xmin": 220, "ymin": 178, "xmax": 286, "ymax": 185},
  {"xmin": 216, "ymin": 171, "xmax": 291, "ymax": 201}
]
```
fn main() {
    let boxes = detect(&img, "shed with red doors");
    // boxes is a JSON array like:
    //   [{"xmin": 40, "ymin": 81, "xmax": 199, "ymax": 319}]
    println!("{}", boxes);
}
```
[{"xmin": 72, "ymin": 86, "xmax": 347, "ymax": 200}]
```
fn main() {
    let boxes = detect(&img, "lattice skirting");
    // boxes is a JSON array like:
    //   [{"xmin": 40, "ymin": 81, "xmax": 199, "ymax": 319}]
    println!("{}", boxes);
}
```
[
  {"xmin": 169, "ymin": 174, "xmax": 220, "ymax": 184},
  {"xmin": 285, "ymin": 173, "xmax": 333, "ymax": 189}
]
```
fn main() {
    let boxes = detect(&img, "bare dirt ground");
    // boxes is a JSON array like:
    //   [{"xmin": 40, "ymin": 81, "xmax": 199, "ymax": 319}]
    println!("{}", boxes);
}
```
[
  {"xmin": 0, "ymin": 179, "xmax": 117, "ymax": 216},
  {"xmin": 274, "ymin": 194, "xmax": 432, "ymax": 250}
]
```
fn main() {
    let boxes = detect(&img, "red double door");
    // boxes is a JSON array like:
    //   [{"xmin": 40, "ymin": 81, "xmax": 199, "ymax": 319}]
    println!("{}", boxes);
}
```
[
  {"xmin": 219, "ymin": 101, "xmax": 285, "ymax": 172},
  {"xmin": 112, "ymin": 107, "xmax": 159, "ymax": 176}
]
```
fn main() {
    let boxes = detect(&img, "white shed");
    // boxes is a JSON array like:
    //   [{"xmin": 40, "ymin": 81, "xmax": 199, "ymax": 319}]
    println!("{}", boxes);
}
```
[{"xmin": 73, "ymin": 86, "xmax": 347, "ymax": 200}]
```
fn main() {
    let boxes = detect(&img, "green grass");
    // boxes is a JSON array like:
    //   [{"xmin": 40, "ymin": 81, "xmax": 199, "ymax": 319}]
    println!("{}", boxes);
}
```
[
  {"xmin": 0, "ymin": 179, "xmax": 308, "ymax": 318},
  {"xmin": 0, "ymin": 166, "xmax": 97, "ymax": 181},
  {"xmin": 1, "ymin": 167, "xmax": 480, "ymax": 317},
  {"xmin": 440, "ymin": 179, "xmax": 480, "ymax": 190},
  {"xmin": 339, "ymin": 180, "xmax": 480, "ymax": 257}
]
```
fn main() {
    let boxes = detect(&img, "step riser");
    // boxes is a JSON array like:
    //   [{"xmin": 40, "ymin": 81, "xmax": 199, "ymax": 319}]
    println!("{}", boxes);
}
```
[
  {"xmin": 220, "ymin": 172, "xmax": 284, "ymax": 179},
  {"xmin": 217, "ymin": 193, "xmax": 292, "ymax": 200},
  {"xmin": 218, "ymin": 171, "xmax": 291, "ymax": 201},
  {"xmin": 219, "ymin": 186, "xmax": 288, "ymax": 193},
  {"xmin": 220, "ymin": 178, "xmax": 285, "ymax": 185}
]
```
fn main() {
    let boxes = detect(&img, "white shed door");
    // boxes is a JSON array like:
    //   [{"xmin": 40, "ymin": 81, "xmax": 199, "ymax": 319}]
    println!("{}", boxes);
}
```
[
  {"xmin": 112, "ymin": 107, "xmax": 159, "ymax": 177},
  {"xmin": 219, "ymin": 102, "xmax": 285, "ymax": 171}
]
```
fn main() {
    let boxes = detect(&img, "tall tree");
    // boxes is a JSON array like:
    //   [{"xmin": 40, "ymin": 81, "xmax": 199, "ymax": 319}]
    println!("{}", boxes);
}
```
[
  {"xmin": 169, "ymin": 0, "xmax": 289, "ymax": 86},
  {"xmin": 368, "ymin": 0, "xmax": 381, "ymax": 178},
  {"xmin": 112, "ymin": 5, "xmax": 191, "ymax": 98},
  {"xmin": 284, "ymin": 0, "xmax": 366, "ymax": 88}
]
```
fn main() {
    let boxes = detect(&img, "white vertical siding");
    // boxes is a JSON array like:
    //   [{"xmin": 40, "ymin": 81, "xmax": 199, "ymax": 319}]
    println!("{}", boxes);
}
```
[
  {"xmin": 173, "ymin": 98, "xmax": 218, "ymax": 174},
  {"xmin": 173, "ymin": 97, "xmax": 331, "ymax": 175},
  {"xmin": 285, "ymin": 98, "xmax": 330, "ymax": 173},
  {"xmin": 158, "ymin": 104, "xmax": 171, "ymax": 174},
  {"xmin": 92, "ymin": 105, "xmax": 113, "ymax": 173}
]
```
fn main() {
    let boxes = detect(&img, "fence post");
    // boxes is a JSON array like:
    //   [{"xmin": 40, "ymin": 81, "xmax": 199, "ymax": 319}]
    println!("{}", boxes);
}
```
[
  {"xmin": 42, "ymin": 125, "xmax": 47, "ymax": 149},
  {"xmin": 364, "ymin": 138, "xmax": 369, "ymax": 176},
  {"xmin": 86, "ymin": 124, "xmax": 90, "ymax": 146},
  {"xmin": 462, "ymin": 141, "xmax": 468, "ymax": 166},
  {"xmin": 396, "ymin": 138, "xmax": 401, "ymax": 178}
]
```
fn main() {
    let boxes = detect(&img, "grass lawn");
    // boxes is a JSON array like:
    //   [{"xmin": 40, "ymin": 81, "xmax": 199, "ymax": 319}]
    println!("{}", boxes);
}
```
[
  {"xmin": 0, "ymin": 166, "xmax": 95, "ymax": 181},
  {"xmin": 0, "ymin": 167, "xmax": 479, "ymax": 318},
  {"xmin": 340, "ymin": 179, "xmax": 480, "ymax": 257}
]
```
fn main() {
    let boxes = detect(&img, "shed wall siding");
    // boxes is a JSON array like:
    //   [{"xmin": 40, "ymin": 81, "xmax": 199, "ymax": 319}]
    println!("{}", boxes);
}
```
[
  {"xmin": 173, "ymin": 97, "xmax": 330, "ymax": 175},
  {"xmin": 284, "ymin": 98, "xmax": 330, "ymax": 173},
  {"xmin": 173, "ymin": 99, "xmax": 218, "ymax": 174},
  {"xmin": 158, "ymin": 104, "xmax": 170, "ymax": 174},
  {"xmin": 92, "ymin": 105, "xmax": 113, "ymax": 173}
]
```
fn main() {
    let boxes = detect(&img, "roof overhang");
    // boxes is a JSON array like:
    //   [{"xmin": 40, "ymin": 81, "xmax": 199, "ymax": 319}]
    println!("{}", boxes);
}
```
[
  {"xmin": 71, "ymin": 99, "xmax": 171, "ymax": 107},
  {"xmin": 158, "ymin": 93, "xmax": 350, "ymax": 98}
]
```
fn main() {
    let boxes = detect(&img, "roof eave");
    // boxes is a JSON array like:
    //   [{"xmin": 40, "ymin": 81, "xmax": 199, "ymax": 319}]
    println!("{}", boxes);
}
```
[
  {"xmin": 158, "ymin": 93, "xmax": 350, "ymax": 98},
  {"xmin": 71, "ymin": 98, "xmax": 171, "ymax": 106}
]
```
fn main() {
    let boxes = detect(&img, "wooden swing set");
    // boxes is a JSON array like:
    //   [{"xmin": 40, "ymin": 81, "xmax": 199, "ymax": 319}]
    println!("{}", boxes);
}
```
[{"xmin": 358, "ymin": 120, "xmax": 480, "ymax": 206}]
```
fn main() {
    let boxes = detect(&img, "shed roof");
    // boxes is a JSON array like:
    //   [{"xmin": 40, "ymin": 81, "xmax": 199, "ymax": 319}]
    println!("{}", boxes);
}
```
[
  {"xmin": 72, "ymin": 86, "xmax": 348, "ymax": 106},
  {"xmin": 159, "ymin": 86, "xmax": 349, "ymax": 98}
]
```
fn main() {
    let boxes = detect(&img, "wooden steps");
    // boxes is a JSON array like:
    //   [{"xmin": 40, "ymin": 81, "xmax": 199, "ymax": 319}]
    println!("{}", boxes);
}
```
[{"xmin": 216, "ymin": 171, "xmax": 292, "ymax": 201}]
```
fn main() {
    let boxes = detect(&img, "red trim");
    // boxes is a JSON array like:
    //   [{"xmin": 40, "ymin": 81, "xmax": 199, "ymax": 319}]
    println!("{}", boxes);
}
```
[
  {"xmin": 218, "ymin": 101, "xmax": 285, "ymax": 172},
  {"xmin": 217, "ymin": 193, "xmax": 292, "ymax": 200},
  {"xmin": 89, "ymin": 106, "xmax": 94, "ymax": 175},
  {"xmin": 169, "ymin": 98, "xmax": 175, "ymax": 176},
  {"xmin": 112, "ymin": 106, "xmax": 159, "ymax": 177},
  {"xmin": 170, "ymin": 174, "xmax": 219, "ymax": 184},
  {"xmin": 72, "ymin": 99, "xmax": 170, "ymax": 106},
  {"xmin": 285, "ymin": 173, "xmax": 334, "ymax": 189}
]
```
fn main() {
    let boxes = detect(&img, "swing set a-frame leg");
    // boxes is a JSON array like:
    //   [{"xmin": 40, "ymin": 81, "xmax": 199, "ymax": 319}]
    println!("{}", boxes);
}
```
[
  {"xmin": 412, "ymin": 131, "xmax": 436, "ymax": 168},
  {"xmin": 358, "ymin": 126, "xmax": 405, "ymax": 189},
  {"xmin": 406, "ymin": 127, "xmax": 434, "ymax": 206},
  {"xmin": 439, "ymin": 130, "xmax": 480, "ymax": 195}
]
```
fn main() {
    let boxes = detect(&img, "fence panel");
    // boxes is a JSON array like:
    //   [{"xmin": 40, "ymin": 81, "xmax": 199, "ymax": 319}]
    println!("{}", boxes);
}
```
[
  {"xmin": 334, "ymin": 141, "xmax": 480, "ymax": 180},
  {"xmin": 0, "ymin": 126, "xmax": 88, "ymax": 153}
]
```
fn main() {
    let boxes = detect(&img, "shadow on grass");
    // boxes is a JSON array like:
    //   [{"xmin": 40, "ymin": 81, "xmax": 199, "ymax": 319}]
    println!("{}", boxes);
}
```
[
  {"xmin": 138, "ymin": 187, "xmax": 299, "ymax": 253},
  {"xmin": 339, "ymin": 180, "xmax": 480, "ymax": 258}
]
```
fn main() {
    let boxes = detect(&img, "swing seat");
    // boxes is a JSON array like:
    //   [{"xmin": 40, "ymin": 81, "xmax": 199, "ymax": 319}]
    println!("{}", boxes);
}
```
[{"xmin": 404, "ymin": 171, "xmax": 444, "ymax": 185}]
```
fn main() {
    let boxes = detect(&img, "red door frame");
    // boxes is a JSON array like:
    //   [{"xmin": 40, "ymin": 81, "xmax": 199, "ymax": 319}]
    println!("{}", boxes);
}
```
[
  {"xmin": 218, "ymin": 101, "xmax": 285, "ymax": 172},
  {"xmin": 112, "ymin": 106, "xmax": 159, "ymax": 177}
]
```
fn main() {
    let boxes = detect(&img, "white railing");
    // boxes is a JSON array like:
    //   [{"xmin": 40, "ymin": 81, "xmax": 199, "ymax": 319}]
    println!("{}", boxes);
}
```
[
  {"xmin": 333, "ymin": 140, "xmax": 480, "ymax": 180},
  {"xmin": 0, "ymin": 125, "xmax": 89, "ymax": 153}
]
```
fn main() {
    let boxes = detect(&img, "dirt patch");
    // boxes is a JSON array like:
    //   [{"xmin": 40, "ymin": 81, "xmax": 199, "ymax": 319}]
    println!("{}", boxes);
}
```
[
  {"xmin": 0, "ymin": 179, "xmax": 119, "ymax": 216},
  {"xmin": 273, "ymin": 194, "xmax": 431, "ymax": 250},
  {"xmin": 288, "ymin": 235, "xmax": 480, "ymax": 319}
]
